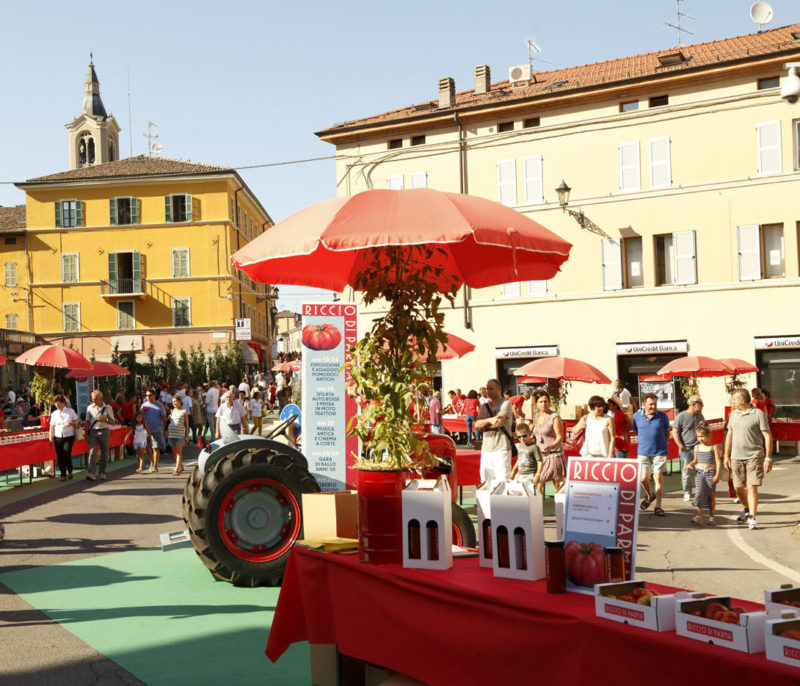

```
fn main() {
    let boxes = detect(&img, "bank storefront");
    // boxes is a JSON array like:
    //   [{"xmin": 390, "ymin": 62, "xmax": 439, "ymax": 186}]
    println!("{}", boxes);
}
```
[
  {"xmin": 495, "ymin": 345, "xmax": 558, "ymax": 393},
  {"xmin": 755, "ymin": 335, "xmax": 800, "ymax": 418},
  {"xmin": 615, "ymin": 340, "xmax": 688, "ymax": 412}
]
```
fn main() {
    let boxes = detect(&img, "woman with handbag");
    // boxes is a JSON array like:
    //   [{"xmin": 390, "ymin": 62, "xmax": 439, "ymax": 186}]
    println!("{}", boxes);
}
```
[
  {"xmin": 167, "ymin": 396, "xmax": 189, "ymax": 476},
  {"xmin": 532, "ymin": 392, "xmax": 566, "ymax": 494},
  {"xmin": 49, "ymin": 394, "xmax": 80, "ymax": 481}
]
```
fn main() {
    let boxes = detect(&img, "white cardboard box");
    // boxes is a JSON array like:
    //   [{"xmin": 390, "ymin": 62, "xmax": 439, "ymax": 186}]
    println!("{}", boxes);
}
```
[
  {"xmin": 476, "ymin": 481, "xmax": 494, "ymax": 569},
  {"xmin": 765, "ymin": 616, "xmax": 800, "ymax": 668},
  {"xmin": 401, "ymin": 477, "xmax": 452, "ymax": 570},
  {"xmin": 594, "ymin": 580, "xmax": 686, "ymax": 632},
  {"xmin": 553, "ymin": 492, "xmax": 566, "ymax": 540},
  {"xmin": 489, "ymin": 480, "xmax": 545, "ymax": 581},
  {"xmin": 675, "ymin": 596, "xmax": 767, "ymax": 653},
  {"xmin": 764, "ymin": 585, "xmax": 800, "ymax": 616}
]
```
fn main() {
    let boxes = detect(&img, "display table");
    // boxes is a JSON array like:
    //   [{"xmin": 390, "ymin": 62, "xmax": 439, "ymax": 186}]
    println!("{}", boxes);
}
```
[
  {"xmin": 770, "ymin": 419, "xmax": 800, "ymax": 442},
  {"xmin": 266, "ymin": 547, "xmax": 798, "ymax": 685}
]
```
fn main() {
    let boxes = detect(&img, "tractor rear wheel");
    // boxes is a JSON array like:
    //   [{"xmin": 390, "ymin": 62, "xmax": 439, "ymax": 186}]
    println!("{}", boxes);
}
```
[
  {"xmin": 184, "ymin": 447, "xmax": 319, "ymax": 587},
  {"xmin": 451, "ymin": 502, "xmax": 476, "ymax": 548}
]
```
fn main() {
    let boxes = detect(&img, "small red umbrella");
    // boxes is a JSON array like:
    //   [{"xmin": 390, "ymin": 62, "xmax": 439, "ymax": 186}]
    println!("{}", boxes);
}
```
[
  {"xmin": 717, "ymin": 358, "xmax": 759, "ymax": 374},
  {"xmin": 513, "ymin": 357, "xmax": 612, "ymax": 385},
  {"xmin": 272, "ymin": 362, "xmax": 301, "ymax": 373},
  {"xmin": 15, "ymin": 344, "xmax": 91, "ymax": 370},
  {"xmin": 232, "ymin": 189, "xmax": 571, "ymax": 291},
  {"xmin": 517, "ymin": 375, "xmax": 547, "ymax": 384},
  {"xmin": 657, "ymin": 356, "xmax": 733, "ymax": 378},
  {"xmin": 398, "ymin": 332, "xmax": 475, "ymax": 361},
  {"xmin": 66, "ymin": 361, "xmax": 131, "ymax": 379},
  {"xmin": 640, "ymin": 373, "xmax": 673, "ymax": 382}
]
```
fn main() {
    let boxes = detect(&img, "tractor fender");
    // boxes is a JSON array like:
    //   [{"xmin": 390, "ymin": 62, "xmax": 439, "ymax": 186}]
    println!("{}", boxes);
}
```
[{"xmin": 198, "ymin": 436, "xmax": 308, "ymax": 475}]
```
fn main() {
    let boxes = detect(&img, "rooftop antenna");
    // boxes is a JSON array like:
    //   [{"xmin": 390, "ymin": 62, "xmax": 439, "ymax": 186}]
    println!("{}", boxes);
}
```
[
  {"xmin": 144, "ymin": 121, "xmax": 161, "ymax": 156},
  {"xmin": 749, "ymin": 1, "xmax": 774, "ymax": 32},
  {"xmin": 526, "ymin": 39, "xmax": 551, "ymax": 82},
  {"xmin": 665, "ymin": 0, "xmax": 694, "ymax": 47}
]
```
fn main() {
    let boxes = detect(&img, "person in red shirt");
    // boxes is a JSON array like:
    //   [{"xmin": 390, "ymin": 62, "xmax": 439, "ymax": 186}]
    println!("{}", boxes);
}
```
[
  {"xmin": 751, "ymin": 387, "xmax": 775, "ymax": 418},
  {"xmin": 462, "ymin": 390, "xmax": 481, "ymax": 446},
  {"xmin": 505, "ymin": 390, "xmax": 525, "ymax": 420},
  {"xmin": 607, "ymin": 396, "xmax": 631, "ymax": 458},
  {"xmin": 121, "ymin": 394, "xmax": 138, "ymax": 426}
]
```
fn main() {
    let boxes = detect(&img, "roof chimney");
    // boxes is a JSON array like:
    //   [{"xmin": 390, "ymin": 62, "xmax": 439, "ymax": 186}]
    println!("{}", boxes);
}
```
[
  {"xmin": 438, "ymin": 77, "xmax": 455, "ymax": 109},
  {"xmin": 475, "ymin": 65, "xmax": 491, "ymax": 94}
]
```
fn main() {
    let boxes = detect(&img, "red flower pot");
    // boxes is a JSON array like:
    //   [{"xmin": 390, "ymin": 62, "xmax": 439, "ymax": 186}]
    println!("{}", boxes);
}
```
[
  {"xmin": 357, "ymin": 468, "xmax": 411, "ymax": 565},
  {"xmin": 40, "ymin": 415, "xmax": 51, "ymax": 429}
]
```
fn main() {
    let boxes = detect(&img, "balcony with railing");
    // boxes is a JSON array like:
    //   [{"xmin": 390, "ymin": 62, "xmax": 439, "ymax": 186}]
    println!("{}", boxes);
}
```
[{"xmin": 100, "ymin": 277, "xmax": 146, "ymax": 299}]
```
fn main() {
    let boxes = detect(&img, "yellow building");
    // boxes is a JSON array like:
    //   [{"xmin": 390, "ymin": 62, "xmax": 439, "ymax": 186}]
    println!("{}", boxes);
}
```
[
  {"xmin": 317, "ymin": 24, "xmax": 800, "ymax": 418},
  {"xmin": 4, "ymin": 63, "xmax": 277, "ymax": 368}
]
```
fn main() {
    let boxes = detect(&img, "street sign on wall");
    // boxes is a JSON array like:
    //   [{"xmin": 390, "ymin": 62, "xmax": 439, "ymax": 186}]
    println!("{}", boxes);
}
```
[{"xmin": 234, "ymin": 318, "xmax": 251, "ymax": 341}]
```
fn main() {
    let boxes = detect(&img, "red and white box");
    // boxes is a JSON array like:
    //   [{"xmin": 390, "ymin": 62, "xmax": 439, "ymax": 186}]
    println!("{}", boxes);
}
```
[
  {"xmin": 765, "ymin": 615, "xmax": 800, "ymax": 668},
  {"xmin": 675, "ymin": 596, "xmax": 767, "ymax": 653},
  {"xmin": 489, "ymin": 480, "xmax": 545, "ymax": 581},
  {"xmin": 765, "ymin": 585, "xmax": 800, "ymax": 615},
  {"xmin": 594, "ymin": 580, "xmax": 687, "ymax": 632},
  {"xmin": 401, "ymin": 477, "xmax": 452, "ymax": 570},
  {"xmin": 476, "ymin": 481, "xmax": 493, "ymax": 569}
]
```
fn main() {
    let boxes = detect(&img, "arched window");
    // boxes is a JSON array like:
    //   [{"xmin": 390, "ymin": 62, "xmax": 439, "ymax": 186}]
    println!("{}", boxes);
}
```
[
  {"xmin": 108, "ymin": 140, "xmax": 115, "ymax": 162},
  {"xmin": 88, "ymin": 137, "xmax": 95, "ymax": 164}
]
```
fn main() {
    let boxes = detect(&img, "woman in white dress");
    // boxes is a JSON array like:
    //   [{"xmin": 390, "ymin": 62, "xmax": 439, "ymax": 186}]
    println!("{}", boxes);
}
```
[{"xmin": 576, "ymin": 395, "xmax": 615, "ymax": 459}]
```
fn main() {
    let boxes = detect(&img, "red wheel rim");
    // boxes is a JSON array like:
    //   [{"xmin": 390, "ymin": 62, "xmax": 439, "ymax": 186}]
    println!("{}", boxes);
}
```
[{"xmin": 217, "ymin": 478, "xmax": 301, "ymax": 562}]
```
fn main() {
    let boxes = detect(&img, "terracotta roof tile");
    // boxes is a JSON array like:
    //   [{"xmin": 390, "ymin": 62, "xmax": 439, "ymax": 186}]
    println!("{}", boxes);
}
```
[
  {"xmin": 319, "ymin": 24, "xmax": 800, "ymax": 135},
  {"xmin": 0, "ymin": 205, "xmax": 26, "ymax": 233},
  {"xmin": 23, "ymin": 155, "xmax": 232, "ymax": 184}
]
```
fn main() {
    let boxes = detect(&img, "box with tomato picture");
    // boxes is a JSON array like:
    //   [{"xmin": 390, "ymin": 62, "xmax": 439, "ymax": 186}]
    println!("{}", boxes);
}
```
[
  {"xmin": 765, "ymin": 615, "xmax": 800, "ymax": 668},
  {"xmin": 765, "ymin": 585, "xmax": 800, "ymax": 615},
  {"xmin": 594, "ymin": 580, "xmax": 685, "ymax": 632},
  {"xmin": 675, "ymin": 596, "xmax": 767, "ymax": 653}
]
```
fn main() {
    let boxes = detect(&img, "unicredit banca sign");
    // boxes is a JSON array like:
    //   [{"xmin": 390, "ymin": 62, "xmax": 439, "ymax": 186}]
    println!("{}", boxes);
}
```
[
  {"xmin": 495, "ymin": 345, "xmax": 558, "ymax": 359},
  {"xmin": 615, "ymin": 341, "xmax": 688, "ymax": 356},
  {"xmin": 754, "ymin": 335, "xmax": 800, "ymax": 350}
]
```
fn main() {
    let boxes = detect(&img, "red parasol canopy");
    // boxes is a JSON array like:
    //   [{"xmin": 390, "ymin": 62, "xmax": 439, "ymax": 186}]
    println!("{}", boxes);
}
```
[
  {"xmin": 400, "ymin": 332, "xmax": 475, "ymax": 361},
  {"xmin": 231, "ymin": 189, "xmax": 571, "ymax": 291},
  {"xmin": 717, "ymin": 358, "xmax": 759, "ymax": 374},
  {"xmin": 66, "ymin": 361, "xmax": 131, "ymax": 379},
  {"xmin": 513, "ymin": 357, "xmax": 612, "ymax": 384},
  {"xmin": 272, "ymin": 362, "xmax": 301, "ymax": 373},
  {"xmin": 517, "ymin": 375, "xmax": 547, "ymax": 384},
  {"xmin": 14, "ymin": 344, "xmax": 91, "ymax": 370},
  {"xmin": 657, "ymin": 356, "xmax": 733, "ymax": 378},
  {"xmin": 640, "ymin": 373, "xmax": 673, "ymax": 382}
]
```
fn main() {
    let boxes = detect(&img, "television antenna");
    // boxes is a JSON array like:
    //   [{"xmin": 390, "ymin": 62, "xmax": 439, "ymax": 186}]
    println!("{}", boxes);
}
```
[
  {"xmin": 750, "ymin": 1, "xmax": 774, "ymax": 32},
  {"xmin": 144, "ymin": 121, "xmax": 161, "ymax": 156},
  {"xmin": 526, "ymin": 39, "xmax": 551, "ymax": 82},
  {"xmin": 665, "ymin": 0, "xmax": 694, "ymax": 47}
]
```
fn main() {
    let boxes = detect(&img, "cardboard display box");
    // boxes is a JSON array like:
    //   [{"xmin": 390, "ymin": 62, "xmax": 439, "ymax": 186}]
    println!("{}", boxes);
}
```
[
  {"xmin": 765, "ymin": 615, "xmax": 800, "ymax": 669},
  {"xmin": 476, "ymin": 481, "xmax": 493, "ymax": 569},
  {"xmin": 675, "ymin": 596, "xmax": 767, "ymax": 653},
  {"xmin": 594, "ymin": 580, "xmax": 686, "ymax": 632},
  {"xmin": 301, "ymin": 491, "xmax": 358, "ymax": 540},
  {"xmin": 401, "ymin": 477, "xmax": 452, "ymax": 570},
  {"xmin": 764, "ymin": 585, "xmax": 800, "ymax": 615},
  {"xmin": 489, "ymin": 480, "xmax": 545, "ymax": 581}
]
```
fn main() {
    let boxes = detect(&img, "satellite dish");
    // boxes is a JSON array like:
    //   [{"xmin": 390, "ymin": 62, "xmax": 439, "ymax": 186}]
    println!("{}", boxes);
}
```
[
  {"xmin": 750, "ymin": 1, "xmax": 774, "ymax": 29},
  {"xmin": 152, "ymin": 142, "xmax": 163, "ymax": 155}
]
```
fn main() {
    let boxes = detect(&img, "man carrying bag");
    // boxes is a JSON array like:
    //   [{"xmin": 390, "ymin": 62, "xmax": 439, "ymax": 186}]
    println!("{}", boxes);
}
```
[{"xmin": 85, "ymin": 390, "xmax": 117, "ymax": 481}]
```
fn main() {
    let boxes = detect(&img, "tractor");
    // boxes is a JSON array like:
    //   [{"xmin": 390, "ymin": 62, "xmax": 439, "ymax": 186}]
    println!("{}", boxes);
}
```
[{"xmin": 182, "ymin": 413, "xmax": 476, "ymax": 587}]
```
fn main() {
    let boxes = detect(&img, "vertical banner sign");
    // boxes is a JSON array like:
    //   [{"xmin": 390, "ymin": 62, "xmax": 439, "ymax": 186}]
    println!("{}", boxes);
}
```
[
  {"xmin": 562, "ymin": 458, "xmax": 641, "ymax": 593},
  {"xmin": 301, "ymin": 303, "xmax": 358, "ymax": 491},
  {"xmin": 76, "ymin": 379, "xmax": 92, "ymax": 420}
]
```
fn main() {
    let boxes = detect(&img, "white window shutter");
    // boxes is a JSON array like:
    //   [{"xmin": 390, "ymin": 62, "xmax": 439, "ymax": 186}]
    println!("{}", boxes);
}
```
[
  {"xmin": 387, "ymin": 174, "xmax": 404, "ymax": 190},
  {"xmin": 673, "ymin": 230, "xmax": 697, "ymax": 285},
  {"xmin": 501, "ymin": 282, "xmax": 521, "ymax": 297},
  {"xmin": 497, "ymin": 159, "xmax": 516, "ymax": 206},
  {"xmin": 528, "ymin": 280, "xmax": 547, "ymax": 297},
  {"xmin": 737, "ymin": 225, "xmax": 762, "ymax": 281},
  {"xmin": 523, "ymin": 155, "xmax": 543, "ymax": 204},
  {"xmin": 757, "ymin": 121, "xmax": 782, "ymax": 175},
  {"xmin": 649, "ymin": 137, "xmax": 671, "ymax": 189},
  {"xmin": 409, "ymin": 172, "xmax": 427, "ymax": 189},
  {"xmin": 601, "ymin": 238, "xmax": 623, "ymax": 291},
  {"xmin": 619, "ymin": 142, "xmax": 640, "ymax": 192}
]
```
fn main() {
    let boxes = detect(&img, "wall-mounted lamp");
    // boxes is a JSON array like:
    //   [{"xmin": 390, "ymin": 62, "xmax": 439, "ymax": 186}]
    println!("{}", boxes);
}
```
[{"xmin": 555, "ymin": 179, "xmax": 611, "ymax": 239}]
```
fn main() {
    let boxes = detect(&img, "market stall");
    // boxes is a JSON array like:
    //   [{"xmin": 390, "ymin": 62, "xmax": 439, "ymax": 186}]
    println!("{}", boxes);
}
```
[{"xmin": 266, "ymin": 547, "xmax": 799, "ymax": 685}]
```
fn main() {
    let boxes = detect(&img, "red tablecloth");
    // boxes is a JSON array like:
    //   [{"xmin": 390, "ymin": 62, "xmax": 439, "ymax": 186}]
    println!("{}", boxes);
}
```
[
  {"xmin": 0, "ymin": 426, "xmax": 128, "ymax": 471},
  {"xmin": 266, "ymin": 547, "xmax": 797, "ymax": 686},
  {"xmin": 771, "ymin": 420, "xmax": 800, "ymax": 441}
]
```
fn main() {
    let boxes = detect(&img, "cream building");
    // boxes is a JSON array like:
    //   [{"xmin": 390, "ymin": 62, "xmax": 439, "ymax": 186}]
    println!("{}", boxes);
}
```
[{"xmin": 317, "ymin": 24, "xmax": 800, "ymax": 419}]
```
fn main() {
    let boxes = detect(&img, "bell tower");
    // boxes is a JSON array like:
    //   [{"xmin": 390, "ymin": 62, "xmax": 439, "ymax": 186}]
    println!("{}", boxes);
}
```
[{"xmin": 65, "ymin": 60, "xmax": 121, "ymax": 170}]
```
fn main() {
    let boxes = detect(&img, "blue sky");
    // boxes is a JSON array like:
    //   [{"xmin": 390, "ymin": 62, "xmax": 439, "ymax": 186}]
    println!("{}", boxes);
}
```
[{"xmin": 1, "ymin": 0, "xmax": 797, "ymax": 309}]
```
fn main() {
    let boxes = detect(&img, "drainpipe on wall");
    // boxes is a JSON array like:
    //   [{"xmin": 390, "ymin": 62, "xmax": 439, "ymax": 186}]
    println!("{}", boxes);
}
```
[
  {"xmin": 23, "ymin": 231, "xmax": 33, "ymax": 333},
  {"xmin": 233, "ymin": 186, "xmax": 243, "ymax": 320},
  {"xmin": 454, "ymin": 112, "xmax": 472, "ymax": 331}
]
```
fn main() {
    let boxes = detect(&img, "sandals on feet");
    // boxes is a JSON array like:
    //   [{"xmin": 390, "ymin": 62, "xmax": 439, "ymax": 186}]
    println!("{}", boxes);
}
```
[
  {"xmin": 640, "ymin": 494, "xmax": 655, "ymax": 510},
  {"xmin": 653, "ymin": 507, "xmax": 666, "ymax": 516},
  {"xmin": 689, "ymin": 515, "xmax": 702, "ymax": 525}
]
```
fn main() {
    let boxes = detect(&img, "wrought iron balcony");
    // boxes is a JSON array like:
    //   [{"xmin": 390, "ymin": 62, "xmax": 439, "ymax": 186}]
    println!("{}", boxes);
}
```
[{"xmin": 100, "ymin": 278, "xmax": 146, "ymax": 298}]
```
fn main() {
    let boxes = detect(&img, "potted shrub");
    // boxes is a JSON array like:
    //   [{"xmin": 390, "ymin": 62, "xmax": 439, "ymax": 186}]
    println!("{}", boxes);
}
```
[
  {"xmin": 31, "ymin": 370, "xmax": 55, "ymax": 428},
  {"xmin": 345, "ymin": 246, "xmax": 458, "ymax": 564}
]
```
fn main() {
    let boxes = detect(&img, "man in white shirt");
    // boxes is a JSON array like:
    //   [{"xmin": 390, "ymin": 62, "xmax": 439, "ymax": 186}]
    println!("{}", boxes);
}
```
[
  {"xmin": 204, "ymin": 381, "xmax": 220, "ymax": 441},
  {"xmin": 160, "ymin": 387, "xmax": 173, "ymax": 406},
  {"xmin": 256, "ymin": 373, "xmax": 268, "ymax": 392},
  {"xmin": 613, "ymin": 380, "xmax": 633, "ymax": 408},
  {"xmin": 215, "ymin": 391, "xmax": 249, "ymax": 438},
  {"xmin": 238, "ymin": 376, "xmax": 251, "ymax": 396}
]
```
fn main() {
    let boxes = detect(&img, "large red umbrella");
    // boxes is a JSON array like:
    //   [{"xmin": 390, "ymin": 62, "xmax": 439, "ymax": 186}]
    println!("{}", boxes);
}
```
[
  {"xmin": 66, "ymin": 361, "xmax": 131, "ymax": 379},
  {"xmin": 15, "ymin": 344, "xmax": 91, "ymax": 370},
  {"xmin": 657, "ymin": 356, "xmax": 733, "ymax": 378},
  {"xmin": 400, "ymin": 332, "xmax": 475, "ymax": 361},
  {"xmin": 513, "ymin": 357, "xmax": 612, "ymax": 384},
  {"xmin": 517, "ymin": 375, "xmax": 547, "ymax": 384},
  {"xmin": 640, "ymin": 373, "xmax": 673, "ymax": 382},
  {"xmin": 232, "ymin": 189, "xmax": 571, "ymax": 290},
  {"xmin": 717, "ymin": 358, "xmax": 759, "ymax": 374}
]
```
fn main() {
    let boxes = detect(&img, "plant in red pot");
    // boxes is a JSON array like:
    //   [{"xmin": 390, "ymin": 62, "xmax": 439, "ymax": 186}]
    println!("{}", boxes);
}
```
[{"xmin": 31, "ymin": 371, "xmax": 55, "ymax": 428}]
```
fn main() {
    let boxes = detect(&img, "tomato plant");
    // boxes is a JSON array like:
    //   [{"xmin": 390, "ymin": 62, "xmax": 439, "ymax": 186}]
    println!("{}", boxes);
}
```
[
  {"xmin": 301, "ymin": 323, "xmax": 342, "ymax": 351},
  {"xmin": 565, "ymin": 541, "xmax": 604, "ymax": 587}
]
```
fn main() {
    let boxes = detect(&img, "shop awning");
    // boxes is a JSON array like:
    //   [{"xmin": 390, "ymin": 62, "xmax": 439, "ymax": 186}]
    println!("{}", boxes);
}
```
[{"xmin": 241, "ymin": 344, "xmax": 259, "ymax": 364}]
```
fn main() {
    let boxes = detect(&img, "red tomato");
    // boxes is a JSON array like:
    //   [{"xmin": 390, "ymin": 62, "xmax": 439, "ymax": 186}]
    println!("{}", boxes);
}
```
[
  {"xmin": 564, "ymin": 541, "xmax": 605, "ymax": 587},
  {"xmin": 301, "ymin": 323, "xmax": 342, "ymax": 351}
]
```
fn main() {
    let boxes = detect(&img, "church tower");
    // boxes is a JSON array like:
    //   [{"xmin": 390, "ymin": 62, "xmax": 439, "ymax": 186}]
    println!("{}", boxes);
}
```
[{"xmin": 65, "ymin": 61, "xmax": 121, "ymax": 170}]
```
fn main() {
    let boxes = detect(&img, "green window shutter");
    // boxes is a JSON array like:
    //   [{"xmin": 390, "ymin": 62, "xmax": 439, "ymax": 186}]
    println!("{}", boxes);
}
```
[
  {"xmin": 185, "ymin": 194, "xmax": 193, "ymax": 221},
  {"xmin": 132, "ymin": 252, "xmax": 141, "ymax": 291},
  {"xmin": 108, "ymin": 252, "xmax": 117, "ymax": 293},
  {"xmin": 109, "ymin": 198, "xmax": 117, "ymax": 225},
  {"xmin": 76, "ymin": 202, "xmax": 83, "ymax": 227},
  {"xmin": 131, "ymin": 198, "xmax": 139, "ymax": 224},
  {"xmin": 165, "ymin": 196, "xmax": 172, "ymax": 222},
  {"xmin": 55, "ymin": 201, "xmax": 62, "ymax": 228}
]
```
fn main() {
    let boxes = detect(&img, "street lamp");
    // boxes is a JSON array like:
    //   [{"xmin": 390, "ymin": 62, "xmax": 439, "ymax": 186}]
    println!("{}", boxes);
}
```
[{"xmin": 554, "ymin": 179, "xmax": 610, "ymax": 239}]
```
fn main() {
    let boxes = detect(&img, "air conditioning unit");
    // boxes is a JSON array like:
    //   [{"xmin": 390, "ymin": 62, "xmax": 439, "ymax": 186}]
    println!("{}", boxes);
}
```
[{"xmin": 509, "ymin": 64, "xmax": 532, "ymax": 83}]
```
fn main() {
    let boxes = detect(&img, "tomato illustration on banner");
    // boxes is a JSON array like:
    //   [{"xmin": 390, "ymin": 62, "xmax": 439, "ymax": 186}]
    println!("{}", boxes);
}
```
[
  {"xmin": 565, "ymin": 541, "xmax": 605, "ymax": 587},
  {"xmin": 302, "ymin": 323, "xmax": 342, "ymax": 351}
]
